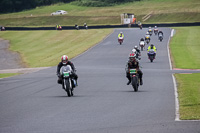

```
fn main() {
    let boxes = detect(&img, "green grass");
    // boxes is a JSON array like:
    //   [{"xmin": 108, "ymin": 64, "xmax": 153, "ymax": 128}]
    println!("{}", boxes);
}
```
[
  {"xmin": 0, "ymin": 73, "xmax": 20, "ymax": 78},
  {"xmin": 0, "ymin": 0, "xmax": 199, "ymax": 26},
  {"xmin": 175, "ymin": 73, "xmax": 200, "ymax": 120},
  {"xmin": 170, "ymin": 26, "xmax": 200, "ymax": 69},
  {"xmin": 171, "ymin": 26, "xmax": 200, "ymax": 120},
  {"xmin": 0, "ymin": 29, "xmax": 113, "ymax": 67}
]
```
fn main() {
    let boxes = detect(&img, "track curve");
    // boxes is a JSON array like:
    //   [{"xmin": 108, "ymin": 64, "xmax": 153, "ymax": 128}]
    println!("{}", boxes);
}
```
[{"xmin": 0, "ymin": 28, "xmax": 200, "ymax": 133}]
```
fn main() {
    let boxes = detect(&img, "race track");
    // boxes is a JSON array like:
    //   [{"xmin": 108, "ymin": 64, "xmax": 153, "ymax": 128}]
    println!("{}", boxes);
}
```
[{"xmin": 0, "ymin": 28, "xmax": 200, "ymax": 133}]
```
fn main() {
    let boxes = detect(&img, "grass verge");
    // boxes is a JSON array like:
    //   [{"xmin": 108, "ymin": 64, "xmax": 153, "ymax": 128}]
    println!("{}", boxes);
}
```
[
  {"xmin": 170, "ymin": 26, "xmax": 200, "ymax": 69},
  {"xmin": 0, "ymin": 29, "xmax": 113, "ymax": 67},
  {"xmin": 175, "ymin": 73, "xmax": 200, "ymax": 120},
  {"xmin": 0, "ymin": 73, "xmax": 20, "ymax": 78}
]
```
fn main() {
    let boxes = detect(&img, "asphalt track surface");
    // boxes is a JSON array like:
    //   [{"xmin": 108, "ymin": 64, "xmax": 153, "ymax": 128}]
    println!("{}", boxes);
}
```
[{"xmin": 0, "ymin": 28, "xmax": 200, "ymax": 133}]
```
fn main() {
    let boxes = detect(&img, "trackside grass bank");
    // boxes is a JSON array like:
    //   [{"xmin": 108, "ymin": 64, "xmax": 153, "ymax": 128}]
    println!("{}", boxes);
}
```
[
  {"xmin": 170, "ymin": 26, "xmax": 200, "ymax": 120},
  {"xmin": 170, "ymin": 26, "xmax": 200, "ymax": 69},
  {"xmin": 0, "ymin": 73, "xmax": 20, "ymax": 78},
  {"xmin": 175, "ymin": 73, "xmax": 200, "ymax": 120},
  {"xmin": 0, "ymin": 29, "xmax": 112, "ymax": 67},
  {"xmin": 0, "ymin": 0, "xmax": 199, "ymax": 26}
]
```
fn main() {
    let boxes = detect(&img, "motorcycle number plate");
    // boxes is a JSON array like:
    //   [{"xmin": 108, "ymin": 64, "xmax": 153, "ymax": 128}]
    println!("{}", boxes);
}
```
[
  {"xmin": 63, "ymin": 72, "xmax": 69, "ymax": 77},
  {"xmin": 130, "ymin": 69, "xmax": 137, "ymax": 74}
]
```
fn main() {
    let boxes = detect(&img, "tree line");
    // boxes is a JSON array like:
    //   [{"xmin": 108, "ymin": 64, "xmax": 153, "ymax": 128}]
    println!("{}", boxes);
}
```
[{"xmin": 0, "ymin": 0, "xmax": 140, "ymax": 13}]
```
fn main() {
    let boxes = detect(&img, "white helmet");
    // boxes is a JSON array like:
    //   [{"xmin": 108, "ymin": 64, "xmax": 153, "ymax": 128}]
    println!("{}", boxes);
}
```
[
  {"xmin": 132, "ymin": 49, "xmax": 136, "ymax": 53},
  {"xmin": 149, "ymin": 26, "xmax": 151, "ymax": 29},
  {"xmin": 155, "ymin": 26, "xmax": 157, "ymax": 28},
  {"xmin": 134, "ymin": 46, "xmax": 138, "ymax": 49},
  {"xmin": 146, "ymin": 32, "xmax": 149, "ymax": 35}
]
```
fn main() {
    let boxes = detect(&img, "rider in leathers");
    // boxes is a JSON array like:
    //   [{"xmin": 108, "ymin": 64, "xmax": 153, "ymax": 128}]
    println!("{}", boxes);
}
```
[
  {"xmin": 57, "ymin": 55, "xmax": 78, "ymax": 86},
  {"xmin": 126, "ymin": 53, "xmax": 143, "ymax": 85}
]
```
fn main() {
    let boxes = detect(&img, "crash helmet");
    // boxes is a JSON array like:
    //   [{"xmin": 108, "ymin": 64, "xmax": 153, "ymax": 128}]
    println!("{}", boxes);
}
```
[
  {"xmin": 150, "ymin": 44, "xmax": 154, "ymax": 49},
  {"xmin": 61, "ymin": 55, "xmax": 68, "ymax": 65},
  {"xmin": 155, "ymin": 26, "xmax": 157, "ymax": 28},
  {"xmin": 149, "ymin": 26, "xmax": 151, "ymax": 29},
  {"xmin": 134, "ymin": 46, "xmax": 138, "ymax": 49},
  {"xmin": 146, "ymin": 32, "xmax": 149, "ymax": 35},
  {"xmin": 132, "ymin": 48, "xmax": 136, "ymax": 53}
]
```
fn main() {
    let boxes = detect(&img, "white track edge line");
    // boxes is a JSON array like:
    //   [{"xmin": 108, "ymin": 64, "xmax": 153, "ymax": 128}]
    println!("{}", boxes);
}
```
[
  {"xmin": 170, "ymin": 29, "xmax": 200, "ymax": 121},
  {"xmin": 168, "ymin": 29, "xmax": 173, "ymax": 70},
  {"xmin": 172, "ymin": 74, "xmax": 180, "ymax": 121}
]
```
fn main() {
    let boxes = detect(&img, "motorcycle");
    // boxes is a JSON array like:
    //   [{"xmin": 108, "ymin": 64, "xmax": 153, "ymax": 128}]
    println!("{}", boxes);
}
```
[
  {"xmin": 60, "ymin": 65, "xmax": 76, "ymax": 97},
  {"xmin": 145, "ymin": 36, "xmax": 150, "ymax": 45},
  {"xmin": 139, "ymin": 41, "xmax": 145, "ymax": 51},
  {"xmin": 148, "ymin": 49, "xmax": 156, "ymax": 62},
  {"xmin": 158, "ymin": 35, "xmax": 163, "ymax": 42},
  {"xmin": 84, "ymin": 25, "xmax": 88, "ymax": 30},
  {"xmin": 148, "ymin": 29, "xmax": 153, "ymax": 36},
  {"xmin": 75, "ymin": 25, "xmax": 79, "ymax": 30},
  {"xmin": 154, "ymin": 29, "xmax": 158, "ymax": 35},
  {"xmin": 57, "ymin": 26, "xmax": 62, "ymax": 30},
  {"xmin": 118, "ymin": 36, "xmax": 124, "ymax": 45},
  {"xmin": 1, "ymin": 26, "xmax": 5, "ymax": 31},
  {"xmin": 138, "ymin": 24, "xmax": 142, "ymax": 29},
  {"xmin": 129, "ymin": 69, "xmax": 139, "ymax": 92}
]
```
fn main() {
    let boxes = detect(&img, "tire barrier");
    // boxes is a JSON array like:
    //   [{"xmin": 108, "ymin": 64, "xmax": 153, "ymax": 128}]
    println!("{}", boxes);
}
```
[{"xmin": 4, "ymin": 22, "xmax": 200, "ymax": 31}]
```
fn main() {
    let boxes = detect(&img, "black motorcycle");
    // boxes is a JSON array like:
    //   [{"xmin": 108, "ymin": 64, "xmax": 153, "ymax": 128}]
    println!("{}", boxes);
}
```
[
  {"xmin": 129, "ymin": 69, "xmax": 139, "ymax": 92},
  {"xmin": 159, "ymin": 35, "xmax": 163, "ymax": 42}
]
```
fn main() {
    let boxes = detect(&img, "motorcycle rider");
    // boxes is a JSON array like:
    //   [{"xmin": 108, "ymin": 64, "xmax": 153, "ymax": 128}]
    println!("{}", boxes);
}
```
[
  {"xmin": 145, "ymin": 32, "xmax": 151, "ymax": 41},
  {"xmin": 158, "ymin": 30, "xmax": 163, "ymax": 37},
  {"xmin": 118, "ymin": 32, "xmax": 124, "ymax": 38},
  {"xmin": 126, "ymin": 53, "xmax": 143, "ymax": 85},
  {"xmin": 56, "ymin": 24, "xmax": 62, "ymax": 30},
  {"xmin": 138, "ymin": 21, "xmax": 142, "ymax": 28},
  {"xmin": 75, "ymin": 24, "xmax": 79, "ymax": 30},
  {"xmin": 139, "ymin": 38, "xmax": 145, "ymax": 47},
  {"xmin": 154, "ymin": 26, "xmax": 158, "ymax": 33},
  {"xmin": 133, "ymin": 46, "xmax": 141, "ymax": 59},
  {"xmin": 57, "ymin": 55, "xmax": 78, "ymax": 86},
  {"xmin": 84, "ymin": 23, "xmax": 88, "ymax": 29},
  {"xmin": 148, "ymin": 26, "xmax": 152, "ymax": 34},
  {"xmin": 131, "ymin": 48, "xmax": 140, "ymax": 62},
  {"xmin": 140, "ymin": 38, "xmax": 145, "ymax": 42},
  {"xmin": 147, "ymin": 44, "xmax": 157, "ymax": 57}
]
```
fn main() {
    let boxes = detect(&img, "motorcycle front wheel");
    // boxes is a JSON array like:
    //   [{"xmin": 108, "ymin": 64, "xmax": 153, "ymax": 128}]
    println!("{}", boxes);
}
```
[
  {"xmin": 63, "ymin": 79, "xmax": 71, "ymax": 97},
  {"xmin": 131, "ymin": 76, "xmax": 138, "ymax": 92}
]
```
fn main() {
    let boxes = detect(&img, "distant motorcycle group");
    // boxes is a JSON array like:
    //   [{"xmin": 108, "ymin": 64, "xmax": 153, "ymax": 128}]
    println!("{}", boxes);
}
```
[
  {"xmin": 140, "ymin": 26, "xmax": 164, "ymax": 62},
  {"xmin": 121, "ymin": 26, "xmax": 164, "ymax": 92},
  {"xmin": 57, "ymin": 26, "xmax": 164, "ymax": 96}
]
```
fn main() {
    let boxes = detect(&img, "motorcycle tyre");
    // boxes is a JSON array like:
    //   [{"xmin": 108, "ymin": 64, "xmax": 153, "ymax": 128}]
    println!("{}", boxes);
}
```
[
  {"xmin": 131, "ymin": 76, "xmax": 138, "ymax": 92},
  {"xmin": 63, "ymin": 79, "xmax": 71, "ymax": 97},
  {"xmin": 141, "ymin": 46, "xmax": 143, "ymax": 51}
]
